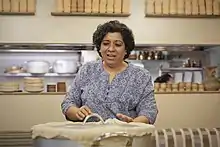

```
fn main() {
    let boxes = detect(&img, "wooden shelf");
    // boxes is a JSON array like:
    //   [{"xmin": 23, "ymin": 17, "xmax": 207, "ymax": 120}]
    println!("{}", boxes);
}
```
[
  {"xmin": 52, "ymin": 0, "xmax": 131, "ymax": 17},
  {"xmin": 145, "ymin": 0, "xmax": 220, "ymax": 18},
  {"xmin": 0, "ymin": 91, "xmax": 219, "ymax": 95},
  {"xmin": 160, "ymin": 67, "xmax": 203, "ymax": 71},
  {"xmin": 0, "ymin": 73, "xmax": 77, "ymax": 77},
  {"xmin": 0, "ymin": 12, "xmax": 34, "ymax": 15},
  {"xmin": 145, "ymin": 14, "xmax": 220, "ymax": 18},
  {"xmin": 0, "ymin": 0, "xmax": 36, "ymax": 16},
  {"xmin": 155, "ymin": 91, "xmax": 220, "ymax": 94},
  {"xmin": 0, "ymin": 92, "xmax": 67, "ymax": 95},
  {"xmin": 51, "ymin": 12, "xmax": 130, "ymax": 17}
]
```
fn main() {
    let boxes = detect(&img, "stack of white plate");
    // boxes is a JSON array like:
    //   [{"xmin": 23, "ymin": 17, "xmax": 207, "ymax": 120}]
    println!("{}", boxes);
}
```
[
  {"xmin": 24, "ymin": 77, "xmax": 44, "ymax": 93},
  {"xmin": 0, "ymin": 82, "xmax": 19, "ymax": 92}
]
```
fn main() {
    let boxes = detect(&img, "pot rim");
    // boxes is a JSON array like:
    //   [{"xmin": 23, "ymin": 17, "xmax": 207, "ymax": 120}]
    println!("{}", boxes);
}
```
[{"xmin": 26, "ymin": 60, "xmax": 50, "ymax": 64}]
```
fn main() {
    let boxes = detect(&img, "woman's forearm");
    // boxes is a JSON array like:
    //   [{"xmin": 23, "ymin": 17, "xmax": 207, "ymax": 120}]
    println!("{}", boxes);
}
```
[{"xmin": 133, "ymin": 116, "xmax": 150, "ymax": 124}]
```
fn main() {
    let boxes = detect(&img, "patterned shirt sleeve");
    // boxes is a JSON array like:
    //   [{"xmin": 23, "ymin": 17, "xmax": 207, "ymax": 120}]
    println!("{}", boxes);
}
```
[
  {"xmin": 61, "ymin": 67, "xmax": 84, "ymax": 115},
  {"xmin": 135, "ymin": 73, "xmax": 158, "ymax": 124}
]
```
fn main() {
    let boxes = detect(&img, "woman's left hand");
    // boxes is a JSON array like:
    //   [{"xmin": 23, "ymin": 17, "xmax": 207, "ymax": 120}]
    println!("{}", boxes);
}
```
[{"xmin": 116, "ymin": 113, "xmax": 133, "ymax": 123}]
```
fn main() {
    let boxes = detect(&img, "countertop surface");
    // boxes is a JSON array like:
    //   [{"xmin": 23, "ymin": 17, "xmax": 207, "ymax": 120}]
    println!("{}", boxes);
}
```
[{"xmin": 0, "ymin": 91, "xmax": 220, "ymax": 95}]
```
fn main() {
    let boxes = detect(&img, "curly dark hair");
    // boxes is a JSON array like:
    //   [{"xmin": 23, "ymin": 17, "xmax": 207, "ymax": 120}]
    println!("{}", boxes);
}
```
[{"xmin": 92, "ymin": 20, "xmax": 135, "ymax": 59}]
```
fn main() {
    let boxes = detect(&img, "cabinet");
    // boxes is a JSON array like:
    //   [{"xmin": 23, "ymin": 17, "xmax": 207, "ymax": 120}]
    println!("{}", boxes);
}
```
[
  {"xmin": 0, "ymin": 0, "xmax": 36, "ymax": 15},
  {"xmin": 51, "ymin": 0, "xmax": 130, "ymax": 17},
  {"xmin": 0, "ymin": 43, "xmax": 216, "ymax": 93},
  {"xmin": 0, "ymin": 43, "xmax": 95, "ymax": 94},
  {"xmin": 145, "ymin": 0, "xmax": 220, "ymax": 18}
]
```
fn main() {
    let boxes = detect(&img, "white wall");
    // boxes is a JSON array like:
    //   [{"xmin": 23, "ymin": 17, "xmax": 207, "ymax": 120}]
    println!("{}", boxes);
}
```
[{"xmin": 0, "ymin": 0, "xmax": 220, "ymax": 44}]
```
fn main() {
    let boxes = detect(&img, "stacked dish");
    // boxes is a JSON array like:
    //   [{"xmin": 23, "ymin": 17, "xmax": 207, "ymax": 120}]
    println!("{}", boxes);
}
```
[
  {"xmin": 0, "ymin": 82, "xmax": 19, "ymax": 93},
  {"xmin": 24, "ymin": 77, "xmax": 44, "ymax": 93}
]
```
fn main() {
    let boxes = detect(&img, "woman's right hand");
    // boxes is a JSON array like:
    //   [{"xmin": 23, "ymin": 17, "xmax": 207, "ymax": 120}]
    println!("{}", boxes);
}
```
[{"xmin": 75, "ymin": 105, "xmax": 92, "ymax": 120}]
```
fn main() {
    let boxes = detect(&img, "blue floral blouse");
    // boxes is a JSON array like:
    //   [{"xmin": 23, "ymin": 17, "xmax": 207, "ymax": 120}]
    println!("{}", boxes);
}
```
[{"xmin": 61, "ymin": 60, "xmax": 158, "ymax": 124}]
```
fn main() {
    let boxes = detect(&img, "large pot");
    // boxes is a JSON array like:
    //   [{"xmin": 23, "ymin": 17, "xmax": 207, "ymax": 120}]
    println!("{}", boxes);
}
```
[
  {"xmin": 26, "ymin": 60, "xmax": 50, "ymax": 74},
  {"xmin": 32, "ymin": 114, "xmax": 154, "ymax": 147},
  {"xmin": 53, "ymin": 60, "xmax": 80, "ymax": 74}
]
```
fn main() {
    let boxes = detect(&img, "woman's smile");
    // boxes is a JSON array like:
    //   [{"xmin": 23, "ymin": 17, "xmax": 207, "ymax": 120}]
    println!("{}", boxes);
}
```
[{"xmin": 106, "ymin": 53, "xmax": 116, "ymax": 60}]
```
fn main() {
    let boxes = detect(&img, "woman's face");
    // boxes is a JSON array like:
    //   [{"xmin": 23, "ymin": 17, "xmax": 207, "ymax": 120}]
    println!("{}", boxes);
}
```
[{"xmin": 100, "ymin": 32, "xmax": 126, "ymax": 67}]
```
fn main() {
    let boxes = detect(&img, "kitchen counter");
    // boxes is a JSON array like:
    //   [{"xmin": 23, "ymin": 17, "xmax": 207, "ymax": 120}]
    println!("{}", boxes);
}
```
[
  {"xmin": 0, "ymin": 91, "xmax": 220, "ymax": 95},
  {"xmin": 0, "ymin": 93, "xmax": 220, "ymax": 131},
  {"xmin": 0, "ymin": 92, "xmax": 67, "ymax": 95}
]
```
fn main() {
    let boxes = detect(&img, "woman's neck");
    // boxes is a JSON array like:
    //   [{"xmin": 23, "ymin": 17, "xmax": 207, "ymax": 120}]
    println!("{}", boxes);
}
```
[{"xmin": 103, "ymin": 61, "xmax": 128, "ymax": 74}]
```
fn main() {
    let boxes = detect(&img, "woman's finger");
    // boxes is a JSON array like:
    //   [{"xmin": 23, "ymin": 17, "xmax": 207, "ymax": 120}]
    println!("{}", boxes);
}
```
[
  {"xmin": 116, "ymin": 113, "xmax": 133, "ymax": 122},
  {"xmin": 81, "ymin": 106, "xmax": 92, "ymax": 114},
  {"xmin": 75, "ymin": 113, "xmax": 82, "ymax": 120},
  {"xmin": 77, "ymin": 111, "xmax": 85, "ymax": 120},
  {"xmin": 83, "ymin": 106, "xmax": 92, "ymax": 114},
  {"xmin": 81, "ymin": 108, "xmax": 89, "ymax": 116}
]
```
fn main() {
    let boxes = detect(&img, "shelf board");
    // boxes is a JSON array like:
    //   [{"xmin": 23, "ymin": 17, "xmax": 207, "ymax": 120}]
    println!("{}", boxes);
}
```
[
  {"xmin": 161, "ymin": 67, "xmax": 203, "ymax": 71},
  {"xmin": 155, "ymin": 91, "xmax": 220, "ymax": 94},
  {"xmin": 145, "ymin": 14, "xmax": 220, "ymax": 18},
  {"xmin": 127, "ymin": 59, "xmax": 168, "ymax": 62},
  {"xmin": 1, "ymin": 91, "xmax": 219, "ymax": 95},
  {"xmin": 0, "ymin": 43, "xmax": 95, "ymax": 51},
  {"xmin": 0, "ymin": 49, "xmax": 83, "ymax": 53},
  {"xmin": 51, "ymin": 12, "xmax": 130, "ymax": 17},
  {"xmin": 0, "ymin": 73, "xmax": 76, "ymax": 77},
  {"xmin": 0, "ymin": 12, "xmax": 35, "ymax": 16},
  {"xmin": 0, "ymin": 43, "xmax": 218, "ymax": 51}
]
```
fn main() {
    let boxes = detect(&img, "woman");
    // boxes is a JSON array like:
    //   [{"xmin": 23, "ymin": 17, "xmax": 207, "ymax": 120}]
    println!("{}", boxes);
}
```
[
  {"xmin": 61, "ymin": 20, "xmax": 158, "ymax": 124},
  {"xmin": 154, "ymin": 73, "xmax": 173, "ymax": 83}
]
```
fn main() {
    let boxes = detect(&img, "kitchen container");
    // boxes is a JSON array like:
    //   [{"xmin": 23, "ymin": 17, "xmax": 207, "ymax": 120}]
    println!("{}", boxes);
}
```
[
  {"xmin": 160, "ymin": 83, "xmax": 166, "ymax": 89},
  {"xmin": 114, "ymin": 0, "xmax": 121, "ymax": 13},
  {"xmin": 47, "ymin": 84, "xmax": 56, "ymax": 92},
  {"xmin": 27, "ymin": 0, "xmax": 36, "ymax": 13},
  {"xmin": 172, "ymin": 88, "xmax": 178, "ymax": 92},
  {"xmin": 84, "ymin": 0, "xmax": 92, "ymax": 13},
  {"xmin": 53, "ymin": 60, "xmax": 80, "ymax": 74},
  {"xmin": 92, "ymin": 0, "xmax": 99, "ymax": 13},
  {"xmin": 154, "ymin": 83, "xmax": 160, "ymax": 89},
  {"xmin": 122, "ymin": 0, "xmax": 130, "ymax": 14},
  {"xmin": 106, "ymin": 0, "xmax": 114, "ymax": 13},
  {"xmin": 4, "ymin": 66, "xmax": 26, "ymax": 74},
  {"xmin": 77, "ymin": 0, "xmax": 84, "ymax": 12},
  {"xmin": 165, "ymin": 88, "xmax": 172, "ymax": 92},
  {"xmin": 159, "ymin": 89, "xmax": 165, "ymax": 92},
  {"xmin": 57, "ymin": 82, "xmax": 66, "ymax": 92},
  {"xmin": 26, "ymin": 60, "xmax": 50, "ymax": 74},
  {"xmin": 32, "ymin": 113, "xmax": 155, "ymax": 147},
  {"xmin": 11, "ymin": 0, "xmax": 20, "ymax": 13},
  {"xmin": 63, "ymin": 0, "xmax": 71, "ymax": 12}
]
